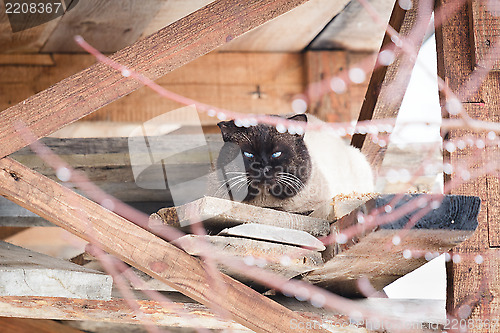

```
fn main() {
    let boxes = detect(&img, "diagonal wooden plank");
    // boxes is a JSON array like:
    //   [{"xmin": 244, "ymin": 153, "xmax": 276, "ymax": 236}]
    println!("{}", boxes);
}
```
[
  {"xmin": 0, "ymin": 0, "xmax": 311, "ymax": 159},
  {"xmin": 350, "ymin": 0, "xmax": 434, "ymax": 173},
  {"xmin": 0, "ymin": 157, "xmax": 327, "ymax": 333}
]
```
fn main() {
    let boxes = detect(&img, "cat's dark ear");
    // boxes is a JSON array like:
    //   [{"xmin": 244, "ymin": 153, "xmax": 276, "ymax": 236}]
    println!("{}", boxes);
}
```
[
  {"xmin": 217, "ymin": 120, "xmax": 238, "ymax": 142},
  {"xmin": 288, "ymin": 114, "xmax": 307, "ymax": 123}
]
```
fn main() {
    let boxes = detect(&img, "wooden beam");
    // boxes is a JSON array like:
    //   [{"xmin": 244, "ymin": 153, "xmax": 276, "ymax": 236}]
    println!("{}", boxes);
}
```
[
  {"xmin": 350, "ymin": 0, "xmax": 434, "ymax": 173},
  {"xmin": 308, "ymin": 0, "xmax": 395, "ymax": 52},
  {"xmin": 0, "ymin": 295, "xmax": 446, "ymax": 331},
  {"xmin": 435, "ymin": 0, "xmax": 500, "ymax": 324},
  {"xmin": 0, "ymin": 157, "xmax": 327, "ymax": 333},
  {"xmin": 0, "ymin": 0, "xmax": 312, "ymax": 159},
  {"xmin": 219, "ymin": 0, "xmax": 349, "ymax": 52},
  {"xmin": 470, "ymin": 0, "xmax": 500, "ymax": 70}
]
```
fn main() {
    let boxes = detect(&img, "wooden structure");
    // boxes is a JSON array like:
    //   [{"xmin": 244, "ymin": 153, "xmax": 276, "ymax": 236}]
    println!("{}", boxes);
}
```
[{"xmin": 0, "ymin": 0, "xmax": 497, "ymax": 332}]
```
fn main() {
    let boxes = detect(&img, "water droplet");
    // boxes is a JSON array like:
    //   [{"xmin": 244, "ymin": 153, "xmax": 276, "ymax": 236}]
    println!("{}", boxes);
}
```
[
  {"xmin": 357, "ymin": 212, "xmax": 365, "ymax": 224},
  {"xmin": 476, "ymin": 139, "xmax": 485, "ymax": 149},
  {"xmin": 444, "ymin": 253, "xmax": 452, "ymax": 262},
  {"xmin": 457, "ymin": 140, "xmax": 466, "ymax": 149},
  {"xmin": 255, "ymin": 257, "xmax": 267, "ymax": 268},
  {"xmin": 385, "ymin": 205, "xmax": 393, "ymax": 213},
  {"xmin": 399, "ymin": 168, "xmax": 411, "ymax": 183},
  {"xmin": 425, "ymin": 252, "xmax": 434, "ymax": 261},
  {"xmin": 217, "ymin": 113, "xmax": 227, "ymax": 121},
  {"xmin": 443, "ymin": 163, "xmax": 453, "ymax": 174},
  {"xmin": 391, "ymin": 35, "xmax": 403, "ymax": 47},
  {"xmin": 460, "ymin": 170, "xmax": 471, "ymax": 181},
  {"xmin": 457, "ymin": 304, "xmax": 471, "ymax": 319},
  {"xmin": 310, "ymin": 293, "xmax": 326, "ymax": 308},
  {"xmin": 399, "ymin": 0, "xmax": 413, "ymax": 10},
  {"xmin": 336, "ymin": 233, "xmax": 348, "ymax": 244},
  {"xmin": 392, "ymin": 235, "xmax": 401, "ymax": 245},
  {"xmin": 280, "ymin": 255, "xmax": 292, "ymax": 266},
  {"xmin": 121, "ymin": 69, "xmax": 131, "ymax": 77},
  {"xmin": 418, "ymin": 198, "xmax": 428, "ymax": 208},
  {"xmin": 276, "ymin": 123, "xmax": 287, "ymax": 133},
  {"xmin": 243, "ymin": 255, "xmax": 255, "ymax": 266},
  {"xmin": 56, "ymin": 167, "xmax": 71, "ymax": 182},
  {"xmin": 295, "ymin": 126, "xmax": 305, "ymax": 135},
  {"xmin": 403, "ymin": 249, "xmax": 412, "ymax": 259},
  {"xmin": 452, "ymin": 254, "xmax": 461, "ymax": 263},
  {"xmin": 291, "ymin": 98, "xmax": 308, "ymax": 114},
  {"xmin": 487, "ymin": 131, "xmax": 496, "ymax": 141},
  {"xmin": 445, "ymin": 98, "xmax": 462, "ymax": 115},
  {"xmin": 248, "ymin": 118, "xmax": 258, "ymax": 126},
  {"xmin": 445, "ymin": 142, "xmax": 456, "ymax": 152},
  {"xmin": 234, "ymin": 119, "xmax": 243, "ymax": 127},
  {"xmin": 378, "ymin": 49, "xmax": 396, "ymax": 66},
  {"xmin": 431, "ymin": 200, "xmax": 441, "ymax": 209},
  {"xmin": 287, "ymin": 126, "xmax": 297, "ymax": 135},
  {"xmin": 348, "ymin": 68, "xmax": 366, "ymax": 84},
  {"xmin": 294, "ymin": 287, "xmax": 309, "ymax": 302},
  {"xmin": 330, "ymin": 77, "xmax": 346, "ymax": 94},
  {"xmin": 207, "ymin": 109, "xmax": 217, "ymax": 117},
  {"xmin": 378, "ymin": 139, "xmax": 387, "ymax": 147},
  {"xmin": 475, "ymin": 254, "xmax": 484, "ymax": 264},
  {"xmin": 101, "ymin": 198, "xmax": 115, "ymax": 211}
]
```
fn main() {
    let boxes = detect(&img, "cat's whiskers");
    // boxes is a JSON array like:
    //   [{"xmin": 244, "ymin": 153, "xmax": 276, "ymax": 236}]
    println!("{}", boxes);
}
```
[
  {"xmin": 214, "ymin": 173, "xmax": 249, "ymax": 196},
  {"xmin": 276, "ymin": 172, "xmax": 304, "ymax": 194}
]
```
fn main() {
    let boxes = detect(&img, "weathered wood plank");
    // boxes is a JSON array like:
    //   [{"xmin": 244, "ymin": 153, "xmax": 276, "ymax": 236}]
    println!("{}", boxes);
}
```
[
  {"xmin": 304, "ymin": 194, "xmax": 480, "ymax": 296},
  {"xmin": 154, "ymin": 196, "xmax": 330, "ymax": 237},
  {"xmin": 436, "ymin": 0, "xmax": 500, "ymax": 326},
  {"xmin": 350, "ymin": 0, "xmax": 434, "ymax": 173},
  {"xmin": 304, "ymin": 51, "xmax": 376, "ymax": 123},
  {"xmin": 42, "ymin": 0, "xmax": 166, "ymax": 53},
  {"xmin": 219, "ymin": 224, "xmax": 326, "ymax": 251},
  {"xmin": 0, "ymin": 317, "xmax": 84, "ymax": 333},
  {"xmin": 220, "ymin": 0, "xmax": 349, "ymax": 52},
  {"xmin": 0, "ymin": 295, "xmax": 446, "ymax": 331},
  {"xmin": 0, "ymin": 241, "xmax": 112, "ymax": 300},
  {"xmin": 309, "ymin": 0, "xmax": 397, "ymax": 52},
  {"xmin": 0, "ymin": 157, "xmax": 326, "ymax": 333},
  {"xmin": 0, "ymin": 0, "xmax": 312, "ymax": 159},
  {"xmin": 470, "ymin": 0, "xmax": 500, "ymax": 70}
]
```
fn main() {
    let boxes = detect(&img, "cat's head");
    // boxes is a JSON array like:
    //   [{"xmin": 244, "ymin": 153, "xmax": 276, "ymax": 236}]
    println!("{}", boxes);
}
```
[{"xmin": 216, "ymin": 114, "xmax": 311, "ymax": 201}]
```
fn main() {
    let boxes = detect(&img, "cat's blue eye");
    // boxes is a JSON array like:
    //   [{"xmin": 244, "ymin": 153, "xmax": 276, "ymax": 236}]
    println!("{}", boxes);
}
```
[
  {"xmin": 243, "ymin": 151, "xmax": 254, "ymax": 158},
  {"xmin": 271, "ymin": 151, "xmax": 282, "ymax": 158}
]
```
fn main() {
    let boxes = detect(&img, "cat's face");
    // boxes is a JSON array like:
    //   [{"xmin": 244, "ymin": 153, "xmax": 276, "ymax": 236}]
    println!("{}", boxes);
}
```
[{"xmin": 216, "ymin": 114, "xmax": 311, "ymax": 201}]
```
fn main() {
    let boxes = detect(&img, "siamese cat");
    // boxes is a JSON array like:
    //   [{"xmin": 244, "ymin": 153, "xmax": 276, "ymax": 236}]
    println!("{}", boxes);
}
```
[{"xmin": 212, "ymin": 114, "xmax": 374, "ymax": 218}]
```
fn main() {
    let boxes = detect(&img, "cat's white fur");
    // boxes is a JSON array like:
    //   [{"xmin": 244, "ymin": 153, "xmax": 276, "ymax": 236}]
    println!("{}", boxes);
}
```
[{"xmin": 246, "ymin": 114, "xmax": 374, "ymax": 217}]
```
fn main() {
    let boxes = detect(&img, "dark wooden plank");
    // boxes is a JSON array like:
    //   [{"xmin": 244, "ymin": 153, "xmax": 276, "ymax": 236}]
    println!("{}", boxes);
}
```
[
  {"xmin": 350, "ymin": 0, "xmax": 434, "ymax": 173},
  {"xmin": 304, "ymin": 194, "xmax": 480, "ymax": 296},
  {"xmin": 0, "ymin": 317, "xmax": 84, "ymax": 333},
  {"xmin": 0, "ymin": 157, "xmax": 327, "ymax": 333},
  {"xmin": 0, "ymin": 0, "xmax": 312, "ymax": 159}
]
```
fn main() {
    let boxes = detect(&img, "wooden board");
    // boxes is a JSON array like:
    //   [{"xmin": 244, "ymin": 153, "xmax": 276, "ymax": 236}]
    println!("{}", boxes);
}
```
[
  {"xmin": 304, "ymin": 51, "xmax": 376, "ymax": 123},
  {"xmin": 0, "ymin": 1, "xmax": 61, "ymax": 53},
  {"xmin": 154, "ymin": 196, "xmax": 330, "ymax": 237},
  {"xmin": 350, "ymin": 0, "xmax": 434, "ymax": 174},
  {"xmin": 435, "ymin": 0, "xmax": 500, "ymax": 327},
  {"xmin": 0, "ymin": 157, "xmax": 327, "ymax": 333},
  {"xmin": 304, "ymin": 194, "xmax": 480, "ymax": 296},
  {"xmin": 219, "ymin": 0, "xmax": 349, "ymax": 52},
  {"xmin": 0, "ymin": 241, "xmax": 112, "ymax": 300},
  {"xmin": 309, "ymin": 0, "xmax": 396, "ymax": 51},
  {"xmin": 0, "ymin": 0, "xmax": 313, "ymax": 160},
  {"xmin": 0, "ymin": 295, "xmax": 446, "ymax": 331},
  {"xmin": 0, "ymin": 317, "xmax": 83, "ymax": 333},
  {"xmin": 470, "ymin": 0, "xmax": 500, "ymax": 70},
  {"xmin": 0, "ymin": 52, "xmax": 304, "ymax": 126},
  {"xmin": 42, "ymin": 0, "xmax": 165, "ymax": 53}
]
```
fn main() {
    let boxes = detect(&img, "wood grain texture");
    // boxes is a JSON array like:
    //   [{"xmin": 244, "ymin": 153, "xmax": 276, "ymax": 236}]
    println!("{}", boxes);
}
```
[
  {"xmin": 309, "ymin": 0, "xmax": 396, "ymax": 52},
  {"xmin": 0, "ymin": 1, "xmax": 61, "ymax": 53},
  {"xmin": 0, "ymin": 157, "xmax": 327, "ymax": 333},
  {"xmin": 0, "ymin": 0, "xmax": 312, "ymax": 159},
  {"xmin": 42, "ymin": 0, "xmax": 166, "ymax": 53},
  {"xmin": 435, "ymin": 0, "xmax": 500, "ymax": 329},
  {"xmin": 470, "ymin": 0, "xmax": 500, "ymax": 70},
  {"xmin": 350, "ymin": 0, "xmax": 434, "ymax": 174},
  {"xmin": 305, "ymin": 51, "xmax": 376, "ymax": 123},
  {"xmin": 0, "ymin": 317, "xmax": 84, "ymax": 333},
  {"xmin": 219, "ymin": 0, "xmax": 349, "ymax": 52}
]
